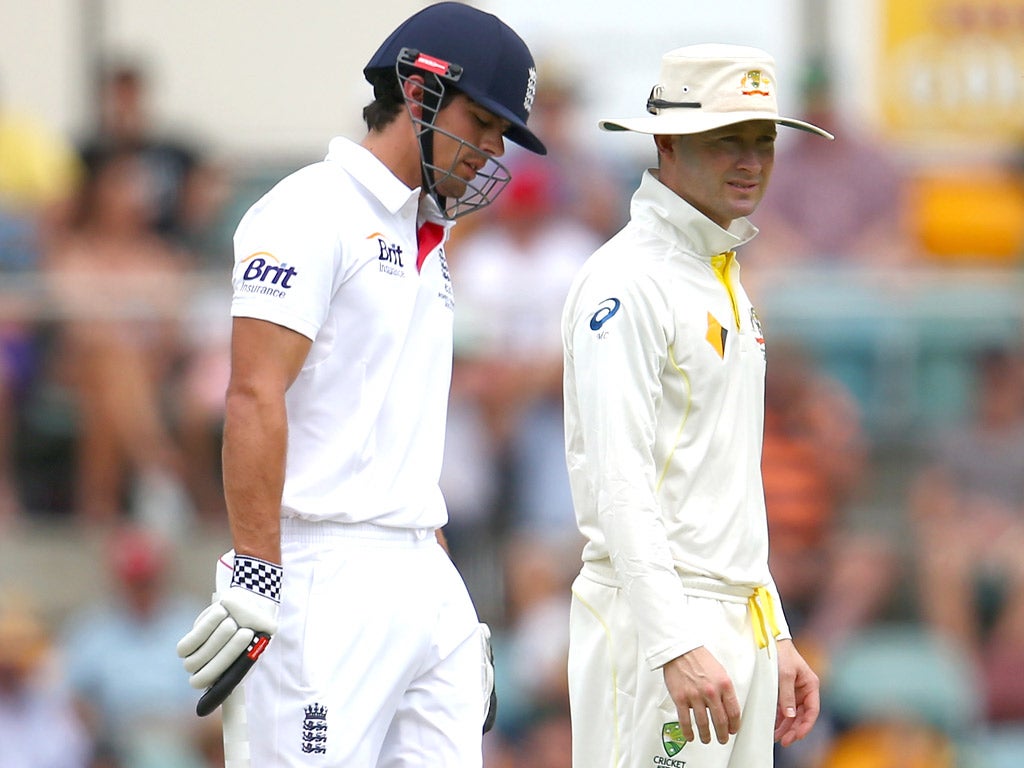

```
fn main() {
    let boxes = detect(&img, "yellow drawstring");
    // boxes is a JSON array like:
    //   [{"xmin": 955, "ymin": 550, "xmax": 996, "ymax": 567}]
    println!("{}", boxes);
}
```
[{"xmin": 748, "ymin": 586, "xmax": 781, "ymax": 651}]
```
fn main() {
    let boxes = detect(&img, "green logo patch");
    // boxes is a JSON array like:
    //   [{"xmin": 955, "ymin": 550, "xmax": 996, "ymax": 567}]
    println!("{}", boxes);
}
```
[{"xmin": 662, "ymin": 721, "xmax": 687, "ymax": 757}]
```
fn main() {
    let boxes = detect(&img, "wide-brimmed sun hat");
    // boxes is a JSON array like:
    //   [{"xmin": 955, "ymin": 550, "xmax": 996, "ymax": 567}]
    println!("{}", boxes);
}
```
[{"xmin": 600, "ymin": 43, "xmax": 834, "ymax": 139}]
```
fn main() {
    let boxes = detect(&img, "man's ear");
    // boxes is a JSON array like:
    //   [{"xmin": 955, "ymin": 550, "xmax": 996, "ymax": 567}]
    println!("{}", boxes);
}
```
[
  {"xmin": 401, "ymin": 74, "xmax": 426, "ymax": 121},
  {"xmin": 654, "ymin": 134, "xmax": 676, "ymax": 157}
]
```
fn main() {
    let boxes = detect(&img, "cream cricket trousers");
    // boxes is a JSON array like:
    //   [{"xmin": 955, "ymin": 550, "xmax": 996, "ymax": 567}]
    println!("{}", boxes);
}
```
[{"xmin": 568, "ymin": 566, "xmax": 780, "ymax": 768}]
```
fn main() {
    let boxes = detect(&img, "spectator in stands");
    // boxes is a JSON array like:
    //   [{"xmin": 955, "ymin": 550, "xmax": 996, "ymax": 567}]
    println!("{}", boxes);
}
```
[
  {"xmin": 64, "ymin": 62, "xmax": 231, "ymax": 528},
  {"xmin": 490, "ymin": 534, "xmax": 574, "ymax": 742},
  {"xmin": 909, "ymin": 346, "xmax": 1024, "ymax": 721},
  {"xmin": 174, "ymin": 286, "xmax": 232, "ymax": 527},
  {"xmin": 481, "ymin": 707, "xmax": 573, "ymax": 768},
  {"xmin": 45, "ymin": 150, "xmax": 195, "ymax": 533},
  {"xmin": 524, "ymin": 56, "xmax": 630, "ymax": 241},
  {"xmin": 0, "ymin": 205, "xmax": 41, "ymax": 525},
  {"xmin": 0, "ymin": 589, "xmax": 92, "ymax": 767},
  {"xmin": 77, "ymin": 61, "xmax": 227, "ymax": 257},
  {"xmin": 762, "ymin": 343, "xmax": 901, "ymax": 768},
  {"xmin": 747, "ymin": 59, "xmax": 918, "ymax": 265},
  {"xmin": 60, "ymin": 524, "xmax": 204, "ymax": 767},
  {"xmin": 0, "ymin": 73, "xmax": 82, "ymax": 230},
  {"xmin": 762, "ymin": 343, "xmax": 898, "ymax": 658},
  {"xmin": 512, "ymin": 706, "xmax": 573, "ymax": 768},
  {"xmin": 0, "ymin": 74, "xmax": 81, "ymax": 524}
]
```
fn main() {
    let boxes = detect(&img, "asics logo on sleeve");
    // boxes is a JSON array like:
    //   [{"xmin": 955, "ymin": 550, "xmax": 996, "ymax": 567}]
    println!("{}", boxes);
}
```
[{"xmin": 590, "ymin": 298, "xmax": 621, "ymax": 331}]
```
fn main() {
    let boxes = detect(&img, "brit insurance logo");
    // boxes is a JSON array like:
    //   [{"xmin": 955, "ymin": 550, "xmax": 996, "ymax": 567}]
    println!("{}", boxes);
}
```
[
  {"xmin": 240, "ymin": 251, "xmax": 298, "ymax": 298},
  {"xmin": 369, "ymin": 231, "xmax": 406, "ymax": 277}
]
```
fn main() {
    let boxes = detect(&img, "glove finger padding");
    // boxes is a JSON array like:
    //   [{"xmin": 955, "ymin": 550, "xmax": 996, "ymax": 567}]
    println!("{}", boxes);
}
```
[
  {"xmin": 180, "ymin": 615, "xmax": 242, "ymax": 675},
  {"xmin": 177, "ymin": 603, "xmax": 231, "ymax": 659},
  {"xmin": 188, "ymin": 627, "xmax": 255, "ymax": 690}
]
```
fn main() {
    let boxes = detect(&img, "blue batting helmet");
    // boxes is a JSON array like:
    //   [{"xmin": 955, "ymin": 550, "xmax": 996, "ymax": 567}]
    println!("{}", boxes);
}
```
[{"xmin": 364, "ymin": 2, "xmax": 546, "ymax": 155}]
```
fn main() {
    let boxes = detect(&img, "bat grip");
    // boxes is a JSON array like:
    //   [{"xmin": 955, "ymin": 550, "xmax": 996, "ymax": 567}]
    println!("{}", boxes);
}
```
[{"xmin": 196, "ymin": 632, "xmax": 271, "ymax": 717}]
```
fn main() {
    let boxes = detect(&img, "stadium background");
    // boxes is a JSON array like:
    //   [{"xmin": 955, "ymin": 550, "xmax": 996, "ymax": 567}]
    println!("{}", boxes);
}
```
[{"xmin": 1, "ymin": 1, "xmax": 1023, "ymax": 766}]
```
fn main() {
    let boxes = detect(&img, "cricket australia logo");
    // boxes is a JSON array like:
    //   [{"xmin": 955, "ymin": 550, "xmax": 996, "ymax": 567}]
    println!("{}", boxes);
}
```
[
  {"xmin": 301, "ymin": 703, "xmax": 328, "ymax": 755},
  {"xmin": 657, "ymin": 721, "xmax": 688, "ymax": 764},
  {"xmin": 740, "ymin": 69, "xmax": 772, "ymax": 96}
]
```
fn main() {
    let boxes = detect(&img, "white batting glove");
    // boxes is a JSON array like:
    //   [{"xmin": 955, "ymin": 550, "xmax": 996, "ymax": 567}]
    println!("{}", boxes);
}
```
[
  {"xmin": 177, "ymin": 554, "xmax": 281, "ymax": 690},
  {"xmin": 481, "ymin": 622, "xmax": 498, "ymax": 733}
]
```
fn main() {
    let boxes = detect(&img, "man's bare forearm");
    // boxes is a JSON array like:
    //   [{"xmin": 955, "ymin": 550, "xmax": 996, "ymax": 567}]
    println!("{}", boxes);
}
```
[{"xmin": 222, "ymin": 387, "xmax": 287, "ymax": 564}]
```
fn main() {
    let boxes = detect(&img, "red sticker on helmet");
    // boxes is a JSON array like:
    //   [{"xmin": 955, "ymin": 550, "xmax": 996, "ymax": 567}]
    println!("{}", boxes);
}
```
[{"xmin": 413, "ymin": 53, "xmax": 451, "ymax": 75}]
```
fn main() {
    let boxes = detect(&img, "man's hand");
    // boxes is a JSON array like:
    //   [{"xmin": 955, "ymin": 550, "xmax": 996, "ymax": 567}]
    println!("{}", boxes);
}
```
[
  {"xmin": 177, "ymin": 554, "xmax": 281, "ymax": 709},
  {"xmin": 774, "ymin": 638, "xmax": 820, "ymax": 747},
  {"xmin": 663, "ymin": 646, "xmax": 741, "ymax": 745}
]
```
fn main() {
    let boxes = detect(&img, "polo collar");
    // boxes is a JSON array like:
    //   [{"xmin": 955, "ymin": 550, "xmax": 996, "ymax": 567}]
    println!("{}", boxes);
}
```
[
  {"xmin": 631, "ymin": 169, "xmax": 758, "ymax": 259},
  {"xmin": 325, "ymin": 137, "xmax": 443, "ymax": 223}
]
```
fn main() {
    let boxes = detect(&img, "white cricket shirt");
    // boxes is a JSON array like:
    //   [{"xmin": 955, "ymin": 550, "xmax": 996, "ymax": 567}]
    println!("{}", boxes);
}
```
[
  {"xmin": 231, "ymin": 137, "xmax": 456, "ymax": 529},
  {"xmin": 562, "ymin": 170, "xmax": 790, "ymax": 669}
]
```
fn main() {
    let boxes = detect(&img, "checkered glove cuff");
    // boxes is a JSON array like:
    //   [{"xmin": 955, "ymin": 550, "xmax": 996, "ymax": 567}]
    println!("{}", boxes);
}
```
[{"xmin": 230, "ymin": 555, "xmax": 283, "ymax": 603}]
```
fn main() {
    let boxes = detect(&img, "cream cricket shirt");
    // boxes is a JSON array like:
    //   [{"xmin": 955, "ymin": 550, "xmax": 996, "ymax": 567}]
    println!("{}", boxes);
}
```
[
  {"xmin": 231, "ymin": 137, "xmax": 455, "ymax": 529},
  {"xmin": 562, "ymin": 170, "xmax": 790, "ymax": 670}
]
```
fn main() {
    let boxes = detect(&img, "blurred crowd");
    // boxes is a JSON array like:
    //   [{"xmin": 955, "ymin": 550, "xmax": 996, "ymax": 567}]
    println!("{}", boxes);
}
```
[{"xmin": 1, "ymin": 52, "xmax": 1023, "ymax": 768}]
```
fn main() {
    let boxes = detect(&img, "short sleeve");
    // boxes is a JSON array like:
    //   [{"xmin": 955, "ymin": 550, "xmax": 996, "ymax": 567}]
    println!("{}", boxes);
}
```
[{"xmin": 231, "ymin": 180, "xmax": 341, "ymax": 341}]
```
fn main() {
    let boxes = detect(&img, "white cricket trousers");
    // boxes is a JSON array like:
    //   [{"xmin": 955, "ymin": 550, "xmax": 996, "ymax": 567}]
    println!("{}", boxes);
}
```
[
  {"xmin": 216, "ymin": 518, "xmax": 485, "ymax": 768},
  {"xmin": 568, "ymin": 565, "xmax": 779, "ymax": 768}
]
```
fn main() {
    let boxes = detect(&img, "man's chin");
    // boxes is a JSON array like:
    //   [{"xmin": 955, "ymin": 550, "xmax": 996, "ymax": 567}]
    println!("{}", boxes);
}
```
[
  {"xmin": 727, "ymin": 198, "xmax": 762, "ymax": 220},
  {"xmin": 435, "ymin": 181, "xmax": 470, "ymax": 201}
]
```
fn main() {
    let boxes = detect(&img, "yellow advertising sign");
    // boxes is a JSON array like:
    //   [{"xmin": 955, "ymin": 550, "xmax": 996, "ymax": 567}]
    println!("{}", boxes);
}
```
[{"xmin": 879, "ymin": 0, "xmax": 1024, "ymax": 144}]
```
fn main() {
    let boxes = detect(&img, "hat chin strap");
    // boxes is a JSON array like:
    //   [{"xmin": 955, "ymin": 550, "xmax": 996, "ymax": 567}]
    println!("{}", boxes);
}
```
[{"xmin": 398, "ymin": 63, "xmax": 511, "ymax": 220}]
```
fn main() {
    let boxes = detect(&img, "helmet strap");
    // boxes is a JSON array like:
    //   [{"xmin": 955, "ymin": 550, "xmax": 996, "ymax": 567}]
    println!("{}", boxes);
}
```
[{"xmin": 416, "ymin": 81, "xmax": 445, "ymax": 212}]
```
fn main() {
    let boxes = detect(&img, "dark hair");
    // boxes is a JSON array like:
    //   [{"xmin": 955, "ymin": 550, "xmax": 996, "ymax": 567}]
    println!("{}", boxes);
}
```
[
  {"xmin": 362, "ymin": 68, "xmax": 462, "ymax": 133},
  {"xmin": 362, "ymin": 70, "xmax": 406, "ymax": 132}
]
